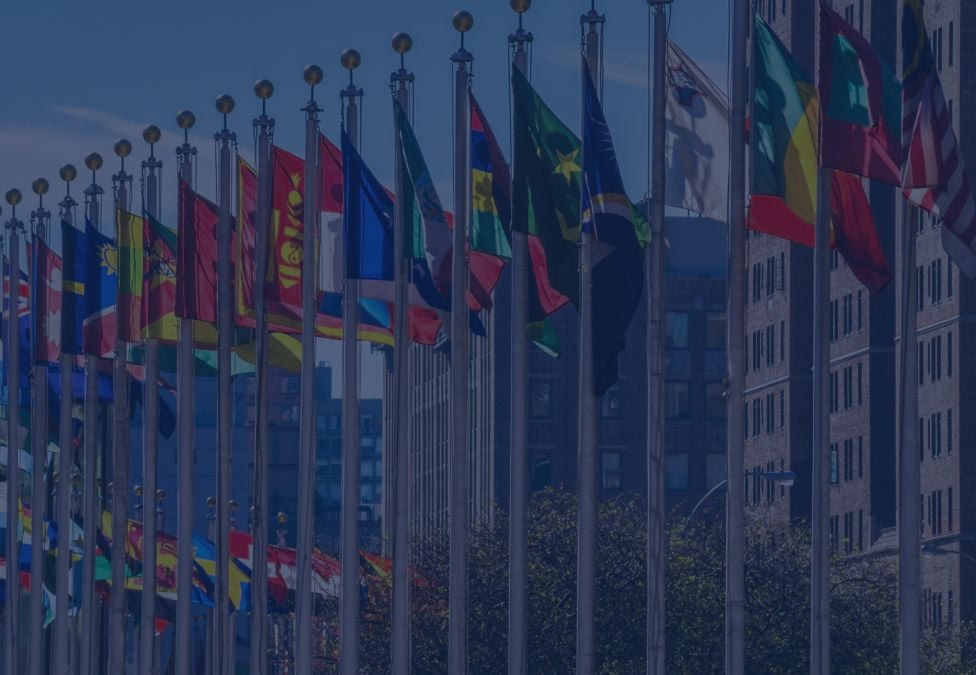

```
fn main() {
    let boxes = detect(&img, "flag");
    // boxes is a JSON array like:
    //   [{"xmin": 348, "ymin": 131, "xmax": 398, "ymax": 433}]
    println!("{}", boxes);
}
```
[
  {"xmin": 901, "ymin": 0, "xmax": 976, "ymax": 277},
  {"xmin": 192, "ymin": 533, "xmax": 250, "ymax": 611},
  {"xmin": 116, "ymin": 209, "xmax": 145, "ymax": 342},
  {"xmin": 343, "ymin": 127, "xmax": 396, "ymax": 284},
  {"xmin": 749, "ymin": 14, "xmax": 819, "ymax": 246},
  {"xmin": 60, "ymin": 220, "xmax": 86, "ymax": 355},
  {"xmin": 829, "ymin": 172, "xmax": 892, "ymax": 293},
  {"xmin": 665, "ymin": 39, "xmax": 730, "ymax": 219},
  {"xmin": 269, "ymin": 147, "xmax": 307, "ymax": 312},
  {"xmin": 175, "ymin": 180, "xmax": 220, "ymax": 323},
  {"xmin": 33, "ymin": 238, "xmax": 62, "ymax": 365},
  {"xmin": 235, "ymin": 157, "xmax": 259, "ymax": 328},
  {"xmin": 82, "ymin": 220, "xmax": 116, "ymax": 358},
  {"xmin": 818, "ymin": 0, "xmax": 902, "ymax": 184},
  {"xmin": 582, "ymin": 67, "xmax": 645, "ymax": 396},
  {"xmin": 142, "ymin": 212, "xmax": 179, "ymax": 341},
  {"xmin": 470, "ymin": 91, "xmax": 512, "ymax": 259}
]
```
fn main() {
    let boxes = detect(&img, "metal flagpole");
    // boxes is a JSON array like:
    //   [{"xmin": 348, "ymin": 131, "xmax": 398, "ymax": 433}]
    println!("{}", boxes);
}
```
[
  {"xmin": 54, "ymin": 165, "xmax": 78, "ymax": 675},
  {"xmin": 213, "ymin": 94, "xmax": 236, "ymax": 675},
  {"xmin": 28, "ymin": 177, "xmax": 51, "ymax": 675},
  {"xmin": 80, "ymin": 152, "xmax": 104, "ymax": 675},
  {"xmin": 647, "ymin": 2, "xmax": 670, "ymax": 673},
  {"xmin": 507, "ymin": 4, "xmax": 532, "ymax": 673},
  {"xmin": 898, "ymin": 202, "xmax": 920, "ymax": 673},
  {"xmin": 339, "ymin": 49, "xmax": 364, "ymax": 675},
  {"xmin": 726, "ymin": 0, "xmax": 747, "ymax": 670},
  {"xmin": 578, "ymin": 7, "xmax": 603, "ymax": 675},
  {"xmin": 251, "ymin": 78, "xmax": 275, "ymax": 675},
  {"xmin": 449, "ymin": 12, "xmax": 474, "ymax": 675},
  {"xmin": 174, "ymin": 109, "xmax": 197, "ymax": 675},
  {"xmin": 295, "ymin": 75, "xmax": 321, "ymax": 675},
  {"xmin": 4, "ymin": 187, "xmax": 23, "ymax": 675},
  {"xmin": 109, "ymin": 138, "xmax": 134, "ymax": 675},
  {"xmin": 390, "ymin": 33, "xmax": 414, "ymax": 675},
  {"xmin": 140, "ymin": 124, "xmax": 163, "ymax": 675}
]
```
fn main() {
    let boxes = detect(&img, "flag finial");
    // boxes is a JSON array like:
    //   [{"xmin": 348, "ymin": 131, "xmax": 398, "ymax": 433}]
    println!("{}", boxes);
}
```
[
  {"xmin": 303, "ymin": 65, "xmax": 323, "ymax": 100},
  {"xmin": 32, "ymin": 178, "xmax": 49, "ymax": 198},
  {"xmin": 341, "ymin": 48, "xmax": 361, "ymax": 87},
  {"xmin": 215, "ymin": 94, "xmax": 235, "ymax": 130},
  {"xmin": 452, "ymin": 11, "xmax": 473, "ymax": 58},
  {"xmin": 392, "ymin": 32, "xmax": 412, "ymax": 69}
]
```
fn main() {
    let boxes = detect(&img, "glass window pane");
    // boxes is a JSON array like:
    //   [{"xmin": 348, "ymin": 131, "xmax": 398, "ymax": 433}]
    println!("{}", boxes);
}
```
[
  {"xmin": 666, "ymin": 313, "xmax": 690, "ymax": 349},
  {"xmin": 601, "ymin": 452, "xmax": 622, "ymax": 490},
  {"xmin": 666, "ymin": 454, "xmax": 690, "ymax": 491},
  {"xmin": 705, "ymin": 383, "xmax": 725, "ymax": 420},
  {"xmin": 706, "ymin": 453, "xmax": 726, "ymax": 490},
  {"xmin": 706, "ymin": 312, "xmax": 726, "ymax": 350},
  {"xmin": 666, "ymin": 383, "xmax": 690, "ymax": 420}
]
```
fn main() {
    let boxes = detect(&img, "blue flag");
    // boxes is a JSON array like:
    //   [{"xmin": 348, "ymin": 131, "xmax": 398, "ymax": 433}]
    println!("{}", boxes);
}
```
[
  {"xmin": 342, "ymin": 129, "xmax": 395, "ymax": 282},
  {"xmin": 61, "ymin": 220, "xmax": 87, "ymax": 355},
  {"xmin": 82, "ymin": 220, "xmax": 116, "ymax": 358},
  {"xmin": 582, "ymin": 66, "xmax": 644, "ymax": 396}
]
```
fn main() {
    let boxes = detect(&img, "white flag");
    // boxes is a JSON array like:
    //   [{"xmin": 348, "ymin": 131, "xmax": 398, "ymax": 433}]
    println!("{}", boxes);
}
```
[{"xmin": 665, "ymin": 40, "xmax": 730, "ymax": 219}]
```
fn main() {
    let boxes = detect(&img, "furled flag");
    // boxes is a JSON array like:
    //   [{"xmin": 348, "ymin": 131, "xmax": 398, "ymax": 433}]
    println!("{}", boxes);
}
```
[
  {"xmin": 1, "ymin": 262, "xmax": 31, "ymax": 406},
  {"xmin": 829, "ymin": 172, "xmax": 892, "ymax": 292},
  {"xmin": 175, "ymin": 180, "xmax": 220, "ymax": 323},
  {"xmin": 665, "ymin": 39, "xmax": 730, "ymax": 219},
  {"xmin": 818, "ymin": 0, "xmax": 902, "ymax": 185},
  {"xmin": 82, "ymin": 219, "xmax": 117, "ymax": 358},
  {"xmin": 470, "ymin": 92, "xmax": 513, "ymax": 260},
  {"xmin": 32, "ymin": 238, "xmax": 61, "ymax": 365},
  {"xmin": 901, "ymin": 0, "xmax": 976, "ymax": 277},
  {"xmin": 583, "ymin": 66, "xmax": 645, "ymax": 396},
  {"xmin": 60, "ymin": 220, "xmax": 86, "ymax": 355},
  {"xmin": 116, "ymin": 209, "xmax": 145, "ymax": 342}
]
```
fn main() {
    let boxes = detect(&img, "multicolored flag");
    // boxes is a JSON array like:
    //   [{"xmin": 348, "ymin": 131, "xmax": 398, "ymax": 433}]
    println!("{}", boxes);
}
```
[
  {"xmin": 116, "ymin": 209, "xmax": 144, "ymax": 342},
  {"xmin": 60, "ymin": 220, "xmax": 86, "ymax": 355},
  {"xmin": 32, "ymin": 238, "xmax": 61, "ymax": 365},
  {"xmin": 269, "ymin": 147, "xmax": 307, "ymax": 312},
  {"xmin": 82, "ymin": 220, "xmax": 117, "ymax": 358},
  {"xmin": 818, "ymin": 0, "xmax": 902, "ymax": 185},
  {"xmin": 901, "ymin": 0, "xmax": 976, "ymax": 277},
  {"xmin": 582, "ymin": 66, "xmax": 645, "ymax": 396},
  {"xmin": 470, "ymin": 92, "xmax": 512, "ymax": 261},
  {"xmin": 175, "ymin": 180, "xmax": 220, "ymax": 323},
  {"xmin": 142, "ymin": 213, "xmax": 181, "ymax": 342}
]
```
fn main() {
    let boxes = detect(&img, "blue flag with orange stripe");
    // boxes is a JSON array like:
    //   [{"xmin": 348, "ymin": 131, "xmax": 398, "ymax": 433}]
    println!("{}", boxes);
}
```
[{"xmin": 61, "ymin": 220, "xmax": 86, "ymax": 355}]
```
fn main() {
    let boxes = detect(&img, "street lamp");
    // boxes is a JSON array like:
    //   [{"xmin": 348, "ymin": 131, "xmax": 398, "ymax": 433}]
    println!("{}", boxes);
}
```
[{"xmin": 687, "ymin": 470, "xmax": 797, "ymax": 522}]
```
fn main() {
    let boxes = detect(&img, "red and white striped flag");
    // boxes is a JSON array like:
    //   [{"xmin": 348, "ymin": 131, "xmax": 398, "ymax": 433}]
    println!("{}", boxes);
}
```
[{"xmin": 901, "ymin": 0, "xmax": 976, "ymax": 276}]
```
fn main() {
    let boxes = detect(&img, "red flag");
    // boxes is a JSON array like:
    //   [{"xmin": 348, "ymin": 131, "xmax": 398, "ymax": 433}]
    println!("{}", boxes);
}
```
[
  {"xmin": 175, "ymin": 180, "xmax": 220, "ymax": 322},
  {"xmin": 236, "ymin": 158, "xmax": 259, "ymax": 328},
  {"xmin": 269, "ymin": 147, "xmax": 307, "ymax": 310},
  {"xmin": 34, "ymin": 238, "xmax": 62, "ymax": 364},
  {"xmin": 829, "ymin": 172, "xmax": 892, "ymax": 293}
]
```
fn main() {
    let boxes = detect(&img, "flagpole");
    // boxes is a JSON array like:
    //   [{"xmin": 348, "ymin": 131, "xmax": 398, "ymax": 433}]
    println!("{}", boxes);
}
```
[
  {"xmin": 80, "ymin": 152, "xmax": 104, "ymax": 675},
  {"xmin": 726, "ymin": 0, "xmax": 747, "ymax": 670},
  {"xmin": 507, "ymin": 5, "xmax": 531, "ymax": 673},
  {"xmin": 577, "ymin": 7, "xmax": 603, "ymax": 675},
  {"xmin": 108, "ymin": 138, "xmax": 134, "ymax": 675},
  {"xmin": 339, "ymin": 51, "xmax": 364, "ymax": 675},
  {"xmin": 449, "ymin": 13, "xmax": 474, "ymax": 675},
  {"xmin": 250, "ymin": 79, "xmax": 275, "ymax": 675},
  {"xmin": 646, "ymin": 2, "xmax": 669, "ymax": 673},
  {"xmin": 139, "ymin": 124, "xmax": 162, "ymax": 675},
  {"xmin": 174, "ymin": 109, "xmax": 197, "ymax": 675},
  {"xmin": 213, "ymin": 94, "xmax": 236, "ymax": 675},
  {"xmin": 390, "ymin": 34, "xmax": 414, "ymax": 675},
  {"xmin": 27, "ymin": 178, "xmax": 50, "ymax": 675},
  {"xmin": 54, "ymin": 165, "xmax": 78, "ymax": 675},
  {"xmin": 295, "ymin": 76, "xmax": 321, "ymax": 675},
  {"xmin": 897, "ymin": 202, "xmax": 920, "ymax": 674},
  {"xmin": 4, "ymin": 187, "xmax": 24, "ymax": 675}
]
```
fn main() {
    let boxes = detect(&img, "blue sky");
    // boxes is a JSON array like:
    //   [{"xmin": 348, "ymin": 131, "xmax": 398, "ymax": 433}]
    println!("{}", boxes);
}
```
[{"xmin": 0, "ymin": 0, "xmax": 728, "ymax": 394}]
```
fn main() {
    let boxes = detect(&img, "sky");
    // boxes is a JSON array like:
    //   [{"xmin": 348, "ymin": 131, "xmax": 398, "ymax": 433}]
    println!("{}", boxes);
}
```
[{"xmin": 0, "ymin": 0, "xmax": 729, "ymax": 397}]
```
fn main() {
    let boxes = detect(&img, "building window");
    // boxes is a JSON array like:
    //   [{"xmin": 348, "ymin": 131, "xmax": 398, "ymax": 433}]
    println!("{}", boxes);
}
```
[
  {"xmin": 843, "ymin": 367, "xmax": 853, "ymax": 410},
  {"xmin": 830, "ymin": 299, "xmax": 839, "ymax": 341},
  {"xmin": 779, "ymin": 389, "xmax": 785, "ymax": 429},
  {"xmin": 858, "ymin": 509, "xmax": 864, "ymax": 551},
  {"xmin": 947, "ymin": 331, "xmax": 953, "ymax": 376},
  {"xmin": 666, "ymin": 312, "xmax": 690, "ymax": 349},
  {"xmin": 917, "ymin": 266, "xmax": 925, "ymax": 311},
  {"xmin": 705, "ymin": 454, "xmax": 726, "ymax": 490},
  {"xmin": 858, "ymin": 436, "xmax": 864, "ymax": 479},
  {"xmin": 601, "ymin": 383, "xmax": 622, "ymax": 418},
  {"xmin": 843, "ymin": 294, "xmax": 853, "ymax": 336},
  {"xmin": 766, "ymin": 324, "xmax": 775, "ymax": 366},
  {"xmin": 856, "ymin": 290, "xmax": 863, "ymax": 331},
  {"xmin": 665, "ymin": 453, "xmax": 690, "ymax": 491},
  {"xmin": 705, "ymin": 312, "xmax": 725, "ymax": 350},
  {"xmin": 530, "ymin": 455, "xmax": 551, "ymax": 491},
  {"xmin": 844, "ymin": 512, "xmax": 853, "ymax": 555},
  {"xmin": 947, "ymin": 409, "xmax": 953, "ymax": 454},
  {"xmin": 779, "ymin": 320, "xmax": 785, "ymax": 361},
  {"xmin": 829, "ymin": 371, "xmax": 839, "ymax": 413},
  {"xmin": 530, "ymin": 379, "xmax": 552, "ymax": 418},
  {"xmin": 766, "ymin": 393, "xmax": 775, "ymax": 434},
  {"xmin": 917, "ymin": 342, "xmax": 924, "ymax": 386},
  {"xmin": 931, "ymin": 259, "xmax": 943, "ymax": 305},
  {"xmin": 601, "ymin": 452, "xmax": 622, "ymax": 490},
  {"xmin": 948, "ymin": 487, "xmax": 954, "ymax": 531},
  {"xmin": 830, "ymin": 443, "xmax": 839, "ymax": 484},
  {"xmin": 705, "ymin": 383, "xmax": 725, "ymax": 421},
  {"xmin": 844, "ymin": 439, "xmax": 854, "ymax": 482},
  {"xmin": 830, "ymin": 515, "xmax": 840, "ymax": 554},
  {"xmin": 857, "ymin": 362, "xmax": 863, "ymax": 406},
  {"xmin": 919, "ymin": 418, "xmax": 925, "ymax": 462},
  {"xmin": 666, "ymin": 383, "xmax": 690, "ymax": 421},
  {"xmin": 767, "ymin": 256, "xmax": 776, "ymax": 296},
  {"xmin": 949, "ymin": 21, "xmax": 954, "ymax": 67},
  {"xmin": 947, "ymin": 258, "xmax": 953, "ymax": 298}
]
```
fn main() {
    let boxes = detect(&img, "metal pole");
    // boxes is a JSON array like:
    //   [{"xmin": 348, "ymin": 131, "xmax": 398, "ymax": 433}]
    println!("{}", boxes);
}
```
[
  {"xmin": 508, "ymin": 10, "xmax": 532, "ymax": 674},
  {"xmin": 28, "ymin": 182, "xmax": 50, "ymax": 675},
  {"xmin": 390, "ymin": 36, "xmax": 414, "ymax": 675},
  {"xmin": 647, "ymin": 3, "xmax": 668, "ymax": 673},
  {"xmin": 898, "ymin": 201, "xmax": 920, "ymax": 674},
  {"xmin": 214, "ymin": 96, "xmax": 236, "ymax": 675},
  {"xmin": 80, "ymin": 162, "xmax": 103, "ymax": 675},
  {"xmin": 4, "ymin": 191, "xmax": 22, "ymax": 675},
  {"xmin": 726, "ymin": 0, "xmax": 747, "ymax": 670},
  {"xmin": 251, "ymin": 81, "xmax": 274, "ymax": 675},
  {"xmin": 577, "ymin": 10, "xmax": 603, "ymax": 675},
  {"xmin": 109, "ymin": 143, "xmax": 133, "ymax": 675},
  {"xmin": 141, "ymin": 127, "xmax": 163, "ymax": 675},
  {"xmin": 449, "ymin": 14, "xmax": 473, "ymax": 674},
  {"xmin": 174, "ymin": 110, "xmax": 197, "ymax": 675},
  {"xmin": 295, "ymin": 84, "xmax": 321, "ymax": 675},
  {"xmin": 340, "ymin": 57, "xmax": 363, "ymax": 675},
  {"xmin": 54, "ymin": 172, "xmax": 77, "ymax": 675}
]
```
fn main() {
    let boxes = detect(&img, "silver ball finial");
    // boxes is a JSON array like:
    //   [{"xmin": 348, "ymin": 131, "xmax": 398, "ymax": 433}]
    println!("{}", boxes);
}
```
[
  {"xmin": 60, "ymin": 164, "xmax": 78, "ymax": 183},
  {"xmin": 143, "ymin": 125, "xmax": 162, "ymax": 145},
  {"xmin": 5, "ymin": 189, "xmax": 22, "ymax": 207},
  {"xmin": 303, "ymin": 64, "xmax": 324, "ymax": 86},
  {"xmin": 452, "ymin": 10, "xmax": 474, "ymax": 33},
  {"xmin": 215, "ymin": 94, "xmax": 235, "ymax": 115},
  {"xmin": 32, "ymin": 178, "xmax": 49, "ymax": 196},
  {"xmin": 340, "ymin": 49, "xmax": 362, "ymax": 71},
  {"xmin": 114, "ymin": 139, "xmax": 132, "ymax": 159},
  {"xmin": 176, "ymin": 110, "xmax": 196, "ymax": 130},
  {"xmin": 392, "ymin": 32, "xmax": 413, "ymax": 54},
  {"xmin": 510, "ymin": 0, "xmax": 531, "ymax": 13},
  {"xmin": 254, "ymin": 79, "xmax": 274, "ymax": 100},
  {"xmin": 85, "ymin": 153, "xmax": 103, "ymax": 171}
]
